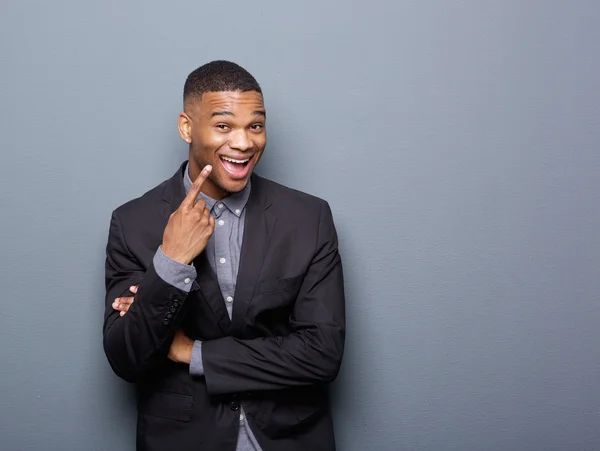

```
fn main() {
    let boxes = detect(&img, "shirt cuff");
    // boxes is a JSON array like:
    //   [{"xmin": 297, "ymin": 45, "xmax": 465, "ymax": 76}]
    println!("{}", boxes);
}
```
[
  {"xmin": 153, "ymin": 246, "xmax": 197, "ymax": 292},
  {"xmin": 189, "ymin": 340, "xmax": 204, "ymax": 376}
]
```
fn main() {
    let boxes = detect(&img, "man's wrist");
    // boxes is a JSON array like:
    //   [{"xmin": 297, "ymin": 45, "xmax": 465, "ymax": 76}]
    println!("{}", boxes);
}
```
[
  {"xmin": 161, "ymin": 244, "xmax": 192, "ymax": 265},
  {"xmin": 179, "ymin": 341, "xmax": 193, "ymax": 364},
  {"xmin": 168, "ymin": 331, "xmax": 195, "ymax": 365}
]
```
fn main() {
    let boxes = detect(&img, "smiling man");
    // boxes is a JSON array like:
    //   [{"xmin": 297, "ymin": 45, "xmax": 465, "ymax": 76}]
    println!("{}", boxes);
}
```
[{"xmin": 103, "ymin": 61, "xmax": 346, "ymax": 451}]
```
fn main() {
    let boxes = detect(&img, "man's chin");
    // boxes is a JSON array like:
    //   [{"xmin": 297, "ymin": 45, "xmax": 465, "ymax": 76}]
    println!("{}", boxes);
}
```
[{"xmin": 219, "ymin": 176, "xmax": 251, "ymax": 194}]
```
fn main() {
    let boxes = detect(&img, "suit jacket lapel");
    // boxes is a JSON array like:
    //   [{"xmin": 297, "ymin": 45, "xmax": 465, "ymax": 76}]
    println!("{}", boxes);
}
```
[
  {"xmin": 229, "ymin": 175, "xmax": 276, "ymax": 334},
  {"xmin": 162, "ymin": 161, "xmax": 231, "ymax": 334}
]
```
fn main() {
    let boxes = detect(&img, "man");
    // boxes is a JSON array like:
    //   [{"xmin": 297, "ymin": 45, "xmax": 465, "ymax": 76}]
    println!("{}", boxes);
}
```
[{"xmin": 103, "ymin": 60, "xmax": 345, "ymax": 451}]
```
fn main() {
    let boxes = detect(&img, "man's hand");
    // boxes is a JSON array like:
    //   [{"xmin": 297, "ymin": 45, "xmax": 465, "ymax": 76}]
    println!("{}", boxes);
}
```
[
  {"xmin": 168, "ymin": 329, "xmax": 194, "ymax": 364},
  {"xmin": 113, "ymin": 285, "xmax": 138, "ymax": 316},
  {"xmin": 161, "ymin": 165, "xmax": 215, "ymax": 265}
]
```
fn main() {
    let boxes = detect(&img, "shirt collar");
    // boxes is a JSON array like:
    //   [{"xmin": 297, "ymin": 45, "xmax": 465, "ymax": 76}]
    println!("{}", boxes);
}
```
[{"xmin": 183, "ymin": 161, "xmax": 251, "ymax": 218}]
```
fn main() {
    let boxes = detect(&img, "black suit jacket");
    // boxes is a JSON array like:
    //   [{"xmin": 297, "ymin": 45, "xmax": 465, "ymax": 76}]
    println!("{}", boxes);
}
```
[{"xmin": 103, "ymin": 162, "xmax": 345, "ymax": 451}]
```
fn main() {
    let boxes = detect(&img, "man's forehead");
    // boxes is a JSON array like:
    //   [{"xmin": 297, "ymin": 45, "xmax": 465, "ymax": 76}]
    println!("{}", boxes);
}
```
[{"xmin": 192, "ymin": 90, "xmax": 265, "ymax": 113}]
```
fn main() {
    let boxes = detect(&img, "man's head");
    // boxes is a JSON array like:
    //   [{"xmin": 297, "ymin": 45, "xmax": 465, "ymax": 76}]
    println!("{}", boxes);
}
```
[{"xmin": 178, "ymin": 60, "xmax": 266, "ymax": 200}]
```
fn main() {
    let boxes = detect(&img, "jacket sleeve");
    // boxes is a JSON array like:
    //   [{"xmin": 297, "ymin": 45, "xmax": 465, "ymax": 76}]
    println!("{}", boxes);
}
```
[
  {"xmin": 201, "ymin": 201, "xmax": 346, "ymax": 395},
  {"xmin": 102, "ymin": 210, "xmax": 193, "ymax": 382}
]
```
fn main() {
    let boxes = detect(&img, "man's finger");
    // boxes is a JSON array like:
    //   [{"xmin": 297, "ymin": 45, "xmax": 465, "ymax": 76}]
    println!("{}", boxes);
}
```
[
  {"xmin": 113, "ymin": 296, "xmax": 134, "ymax": 304},
  {"xmin": 113, "ymin": 304, "xmax": 127, "ymax": 312},
  {"xmin": 114, "ymin": 302, "xmax": 131, "ymax": 313},
  {"xmin": 113, "ymin": 296, "xmax": 134, "ymax": 311},
  {"xmin": 181, "ymin": 165, "xmax": 212, "ymax": 208}
]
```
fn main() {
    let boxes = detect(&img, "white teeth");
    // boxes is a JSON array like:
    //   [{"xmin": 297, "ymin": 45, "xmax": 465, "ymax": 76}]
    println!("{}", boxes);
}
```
[{"xmin": 221, "ymin": 156, "xmax": 249, "ymax": 164}]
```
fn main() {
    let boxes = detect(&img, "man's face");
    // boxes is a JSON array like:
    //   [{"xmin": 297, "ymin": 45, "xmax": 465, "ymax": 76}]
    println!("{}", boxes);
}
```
[{"xmin": 179, "ymin": 90, "xmax": 266, "ymax": 199}]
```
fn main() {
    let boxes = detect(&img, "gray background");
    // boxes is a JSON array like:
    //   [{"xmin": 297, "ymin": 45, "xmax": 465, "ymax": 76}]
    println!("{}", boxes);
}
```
[{"xmin": 1, "ymin": 1, "xmax": 599, "ymax": 450}]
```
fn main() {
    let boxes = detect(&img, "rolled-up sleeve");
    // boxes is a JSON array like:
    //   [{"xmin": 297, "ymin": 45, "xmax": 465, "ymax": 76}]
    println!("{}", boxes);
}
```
[{"xmin": 190, "ymin": 341, "xmax": 205, "ymax": 376}]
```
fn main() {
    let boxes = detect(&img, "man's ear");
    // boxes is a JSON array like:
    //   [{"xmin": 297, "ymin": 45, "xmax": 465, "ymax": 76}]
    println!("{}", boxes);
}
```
[{"xmin": 178, "ymin": 112, "xmax": 192, "ymax": 143}]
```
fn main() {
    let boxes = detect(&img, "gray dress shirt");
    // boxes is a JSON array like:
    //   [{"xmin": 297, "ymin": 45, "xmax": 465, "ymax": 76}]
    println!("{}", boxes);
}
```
[{"xmin": 152, "ymin": 163, "xmax": 262, "ymax": 451}]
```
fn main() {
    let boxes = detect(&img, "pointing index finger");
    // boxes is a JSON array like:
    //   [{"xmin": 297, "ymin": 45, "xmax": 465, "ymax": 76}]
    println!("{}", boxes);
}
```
[{"xmin": 183, "ymin": 165, "xmax": 212, "ymax": 208}]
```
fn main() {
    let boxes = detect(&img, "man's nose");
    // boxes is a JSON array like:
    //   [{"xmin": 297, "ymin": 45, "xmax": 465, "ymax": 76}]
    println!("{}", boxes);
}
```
[{"xmin": 229, "ymin": 129, "xmax": 253, "ymax": 151}]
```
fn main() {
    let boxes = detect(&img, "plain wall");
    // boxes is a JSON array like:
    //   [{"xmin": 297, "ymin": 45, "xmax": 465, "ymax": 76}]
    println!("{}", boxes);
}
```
[{"xmin": 1, "ymin": 1, "xmax": 599, "ymax": 450}]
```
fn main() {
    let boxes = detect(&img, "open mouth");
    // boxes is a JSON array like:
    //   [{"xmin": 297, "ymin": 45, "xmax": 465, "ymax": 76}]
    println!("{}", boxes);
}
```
[{"xmin": 219, "ymin": 155, "xmax": 252, "ymax": 179}]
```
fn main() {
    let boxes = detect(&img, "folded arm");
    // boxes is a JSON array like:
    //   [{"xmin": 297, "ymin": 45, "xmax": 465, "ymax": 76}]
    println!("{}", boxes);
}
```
[
  {"xmin": 103, "ymin": 211, "xmax": 195, "ymax": 382},
  {"xmin": 200, "ymin": 201, "xmax": 346, "ymax": 395}
]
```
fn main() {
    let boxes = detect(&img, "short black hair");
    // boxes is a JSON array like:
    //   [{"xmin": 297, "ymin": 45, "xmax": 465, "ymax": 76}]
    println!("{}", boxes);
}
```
[{"xmin": 183, "ymin": 60, "xmax": 262, "ymax": 103}]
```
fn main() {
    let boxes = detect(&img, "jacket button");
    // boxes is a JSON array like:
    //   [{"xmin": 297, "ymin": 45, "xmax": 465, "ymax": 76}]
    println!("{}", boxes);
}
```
[
  {"xmin": 162, "ymin": 319, "xmax": 170, "ymax": 325},
  {"xmin": 230, "ymin": 401, "xmax": 240, "ymax": 411}
]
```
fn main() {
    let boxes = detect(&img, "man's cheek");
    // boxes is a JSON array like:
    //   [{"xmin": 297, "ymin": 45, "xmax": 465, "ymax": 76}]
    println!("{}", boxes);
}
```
[{"xmin": 203, "ymin": 130, "xmax": 226, "ymax": 146}]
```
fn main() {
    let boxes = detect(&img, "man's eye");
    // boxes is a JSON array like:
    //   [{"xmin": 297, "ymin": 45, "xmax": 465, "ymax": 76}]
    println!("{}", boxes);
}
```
[
  {"xmin": 216, "ymin": 124, "xmax": 229, "ymax": 130},
  {"xmin": 250, "ymin": 124, "xmax": 264, "ymax": 130}
]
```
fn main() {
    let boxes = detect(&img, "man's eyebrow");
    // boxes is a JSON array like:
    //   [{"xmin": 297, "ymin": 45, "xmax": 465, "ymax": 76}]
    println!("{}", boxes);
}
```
[
  {"xmin": 211, "ymin": 111, "xmax": 234, "ymax": 118},
  {"xmin": 210, "ymin": 110, "xmax": 266, "ymax": 118}
]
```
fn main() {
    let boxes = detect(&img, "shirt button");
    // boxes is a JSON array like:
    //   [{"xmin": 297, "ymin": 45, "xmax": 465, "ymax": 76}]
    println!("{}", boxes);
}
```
[
  {"xmin": 235, "ymin": 209, "xmax": 241, "ymax": 215},
  {"xmin": 218, "ymin": 219, "xmax": 225, "ymax": 226},
  {"xmin": 184, "ymin": 277, "xmax": 191, "ymax": 284},
  {"xmin": 239, "ymin": 413, "xmax": 244, "ymax": 421},
  {"xmin": 217, "ymin": 203, "xmax": 224, "ymax": 209},
  {"xmin": 226, "ymin": 296, "xmax": 233, "ymax": 303},
  {"xmin": 219, "ymin": 257, "xmax": 226, "ymax": 264}
]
